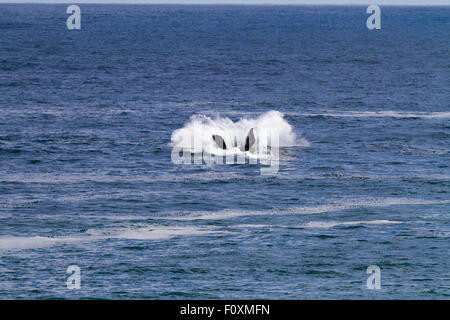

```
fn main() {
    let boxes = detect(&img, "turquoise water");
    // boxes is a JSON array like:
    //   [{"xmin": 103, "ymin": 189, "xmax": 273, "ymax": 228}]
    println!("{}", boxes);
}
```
[{"xmin": 0, "ymin": 5, "xmax": 449, "ymax": 299}]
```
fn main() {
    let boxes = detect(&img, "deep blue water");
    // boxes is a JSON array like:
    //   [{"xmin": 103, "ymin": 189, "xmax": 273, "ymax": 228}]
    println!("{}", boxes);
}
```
[{"xmin": 0, "ymin": 4, "xmax": 449, "ymax": 299}]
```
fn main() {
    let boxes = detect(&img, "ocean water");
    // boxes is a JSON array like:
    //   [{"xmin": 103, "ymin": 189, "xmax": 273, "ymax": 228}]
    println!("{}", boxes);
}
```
[{"xmin": 0, "ymin": 4, "xmax": 449, "ymax": 299}]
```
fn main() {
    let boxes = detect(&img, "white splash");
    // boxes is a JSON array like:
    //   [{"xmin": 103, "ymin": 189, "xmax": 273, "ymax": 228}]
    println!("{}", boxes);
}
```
[{"xmin": 170, "ymin": 110, "xmax": 308, "ymax": 157}]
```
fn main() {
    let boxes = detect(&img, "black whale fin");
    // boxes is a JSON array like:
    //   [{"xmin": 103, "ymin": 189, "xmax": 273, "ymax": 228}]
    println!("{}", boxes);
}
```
[
  {"xmin": 244, "ymin": 128, "xmax": 255, "ymax": 151},
  {"xmin": 212, "ymin": 134, "xmax": 227, "ymax": 150}
]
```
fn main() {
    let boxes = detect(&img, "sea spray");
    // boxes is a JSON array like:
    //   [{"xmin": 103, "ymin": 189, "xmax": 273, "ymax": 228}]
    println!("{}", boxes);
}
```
[
  {"xmin": 170, "ymin": 110, "xmax": 305, "ymax": 153},
  {"xmin": 170, "ymin": 111, "xmax": 307, "ymax": 174}
]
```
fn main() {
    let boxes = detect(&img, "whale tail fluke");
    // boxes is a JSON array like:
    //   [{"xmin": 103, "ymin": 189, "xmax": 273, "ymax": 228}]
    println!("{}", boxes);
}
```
[
  {"xmin": 212, "ymin": 128, "xmax": 255, "ymax": 151},
  {"xmin": 212, "ymin": 134, "xmax": 227, "ymax": 150},
  {"xmin": 244, "ymin": 128, "xmax": 255, "ymax": 151}
]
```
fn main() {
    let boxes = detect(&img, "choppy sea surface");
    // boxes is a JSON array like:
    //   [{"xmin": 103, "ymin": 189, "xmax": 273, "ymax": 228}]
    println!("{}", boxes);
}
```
[{"xmin": 0, "ymin": 4, "xmax": 449, "ymax": 299}]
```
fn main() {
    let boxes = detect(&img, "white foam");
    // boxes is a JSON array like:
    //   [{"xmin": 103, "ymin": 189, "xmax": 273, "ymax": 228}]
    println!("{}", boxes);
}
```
[
  {"xmin": 0, "ymin": 225, "xmax": 225, "ymax": 252},
  {"xmin": 289, "ymin": 111, "xmax": 450, "ymax": 119},
  {"xmin": 199, "ymin": 110, "xmax": 450, "ymax": 119},
  {"xmin": 171, "ymin": 198, "xmax": 450, "ymax": 221},
  {"xmin": 170, "ymin": 110, "xmax": 308, "ymax": 157},
  {"xmin": 301, "ymin": 220, "xmax": 401, "ymax": 229},
  {"xmin": 0, "ymin": 171, "xmax": 243, "ymax": 184},
  {"xmin": 110, "ymin": 226, "xmax": 220, "ymax": 240},
  {"xmin": 0, "ymin": 236, "xmax": 85, "ymax": 251},
  {"xmin": 274, "ymin": 173, "xmax": 450, "ymax": 181},
  {"xmin": 234, "ymin": 224, "xmax": 274, "ymax": 228},
  {"xmin": 284, "ymin": 198, "xmax": 450, "ymax": 215},
  {"xmin": 235, "ymin": 220, "xmax": 402, "ymax": 229},
  {"xmin": 85, "ymin": 224, "xmax": 222, "ymax": 239},
  {"xmin": 0, "ymin": 101, "xmax": 216, "ymax": 117}
]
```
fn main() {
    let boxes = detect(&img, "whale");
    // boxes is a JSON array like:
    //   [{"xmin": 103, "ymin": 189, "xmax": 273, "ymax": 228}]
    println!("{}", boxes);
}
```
[
  {"xmin": 212, "ymin": 128, "xmax": 255, "ymax": 152},
  {"xmin": 212, "ymin": 134, "xmax": 227, "ymax": 150},
  {"xmin": 244, "ymin": 128, "xmax": 255, "ymax": 152}
]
